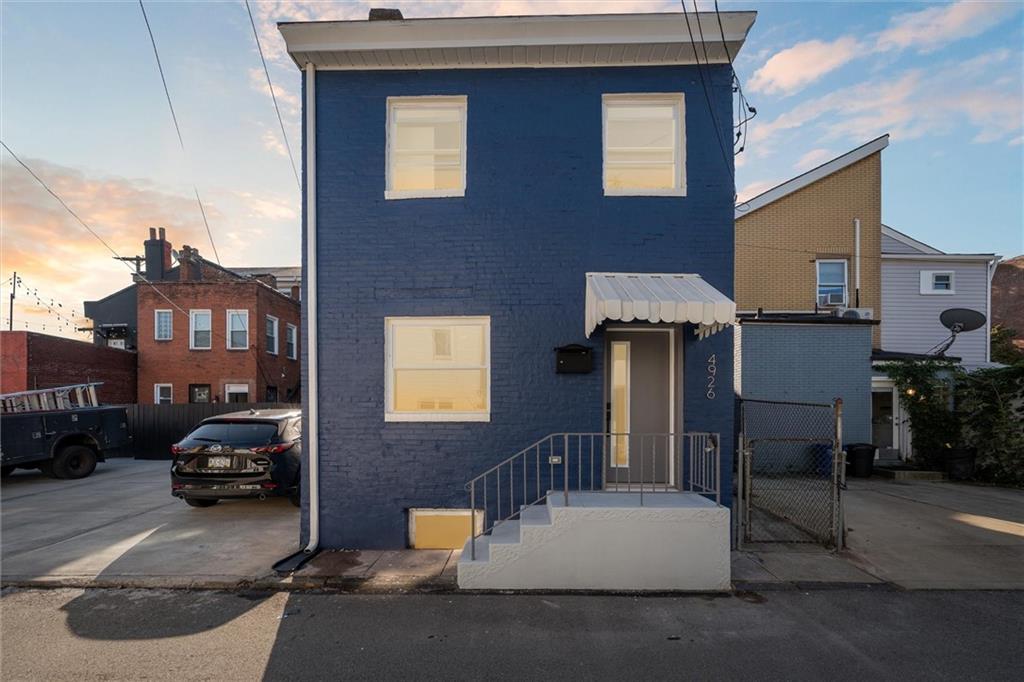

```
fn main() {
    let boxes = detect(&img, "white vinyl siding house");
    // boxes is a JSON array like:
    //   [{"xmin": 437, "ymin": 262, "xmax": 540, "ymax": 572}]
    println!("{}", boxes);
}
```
[{"xmin": 880, "ymin": 226, "xmax": 997, "ymax": 366}]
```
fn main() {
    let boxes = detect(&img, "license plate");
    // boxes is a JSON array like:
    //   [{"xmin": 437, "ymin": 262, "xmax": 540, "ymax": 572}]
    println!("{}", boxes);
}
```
[{"xmin": 206, "ymin": 456, "xmax": 232, "ymax": 468}]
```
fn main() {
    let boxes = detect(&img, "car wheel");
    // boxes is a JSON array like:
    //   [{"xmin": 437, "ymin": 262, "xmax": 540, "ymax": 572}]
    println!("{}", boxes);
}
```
[
  {"xmin": 184, "ymin": 497, "xmax": 218, "ymax": 508},
  {"xmin": 0, "ymin": 465, "xmax": 14, "ymax": 478},
  {"xmin": 52, "ymin": 445, "xmax": 98, "ymax": 480}
]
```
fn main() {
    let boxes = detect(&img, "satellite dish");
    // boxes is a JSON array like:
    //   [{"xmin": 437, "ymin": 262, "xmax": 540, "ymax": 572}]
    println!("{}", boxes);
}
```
[{"xmin": 940, "ymin": 308, "xmax": 986, "ymax": 334}]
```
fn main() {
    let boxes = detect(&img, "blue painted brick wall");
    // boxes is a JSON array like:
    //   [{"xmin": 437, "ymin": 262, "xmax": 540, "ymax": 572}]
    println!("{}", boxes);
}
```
[
  {"xmin": 736, "ymin": 322, "xmax": 873, "ymax": 444},
  {"xmin": 302, "ymin": 65, "xmax": 736, "ymax": 549}
]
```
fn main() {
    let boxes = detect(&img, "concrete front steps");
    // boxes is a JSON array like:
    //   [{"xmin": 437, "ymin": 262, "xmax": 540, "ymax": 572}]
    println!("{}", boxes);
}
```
[{"xmin": 457, "ymin": 491, "xmax": 730, "ymax": 591}]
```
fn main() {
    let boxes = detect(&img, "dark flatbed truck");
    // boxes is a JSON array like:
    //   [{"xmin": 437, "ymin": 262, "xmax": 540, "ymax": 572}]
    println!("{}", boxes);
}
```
[{"xmin": 0, "ymin": 383, "xmax": 130, "ymax": 479}]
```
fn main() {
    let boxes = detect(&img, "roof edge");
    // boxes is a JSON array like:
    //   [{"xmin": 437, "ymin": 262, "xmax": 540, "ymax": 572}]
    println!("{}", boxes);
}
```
[{"xmin": 736, "ymin": 134, "xmax": 889, "ymax": 218}]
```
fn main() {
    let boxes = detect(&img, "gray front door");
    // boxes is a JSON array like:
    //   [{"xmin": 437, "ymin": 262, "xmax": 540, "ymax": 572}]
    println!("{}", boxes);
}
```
[{"xmin": 605, "ymin": 329, "xmax": 673, "ymax": 487}]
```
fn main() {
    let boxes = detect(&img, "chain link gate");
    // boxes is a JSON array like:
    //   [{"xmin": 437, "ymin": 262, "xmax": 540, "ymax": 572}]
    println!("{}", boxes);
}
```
[{"xmin": 737, "ymin": 398, "xmax": 845, "ymax": 549}]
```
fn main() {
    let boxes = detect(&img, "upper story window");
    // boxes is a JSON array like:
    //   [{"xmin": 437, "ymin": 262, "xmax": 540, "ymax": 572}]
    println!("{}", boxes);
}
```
[
  {"xmin": 603, "ymin": 94, "xmax": 686, "ymax": 197},
  {"xmin": 189, "ymin": 310, "xmax": 212, "ymax": 350},
  {"xmin": 227, "ymin": 310, "xmax": 249, "ymax": 350},
  {"xmin": 266, "ymin": 315, "xmax": 279, "ymax": 355},
  {"xmin": 920, "ymin": 271, "xmax": 955, "ymax": 295},
  {"xmin": 286, "ymin": 323, "xmax": 298, "ymax": 360},
  {"xmin": 385, "ymin": 316, "xmax": 490, "ymax": 422},
  {"xmin": 386, "ymin": 96, "xmax": 467, "ymax": 200},
  {"xmin": 816, "ymin": 260, "xmax": 848, "ymax": 306},
  {"xmin": 154, "ymin": 309, "xmax": 173, "ymax": 341}
]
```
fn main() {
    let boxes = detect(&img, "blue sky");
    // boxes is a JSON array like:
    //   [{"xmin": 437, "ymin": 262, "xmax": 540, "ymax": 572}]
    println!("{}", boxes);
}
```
[{"xmin": 1, "ymin": 1, "xmax": 1021, "ymax": 337}]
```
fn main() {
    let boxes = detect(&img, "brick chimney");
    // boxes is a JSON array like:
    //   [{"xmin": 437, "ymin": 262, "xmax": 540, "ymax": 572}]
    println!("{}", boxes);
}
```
[
  {"xmin": 290, "ymin": 285, "xmax": 301, "ymax": 300},
  {"xmin": 143, "ymin": 227, "xmax": 173, "ymax": 281},
  {"xmin": 178, "ymin": 245, "xmax": 201, "ymax": 281},
  {"xmin": 253, "ymin": 274, "xmax": 278, "ymax": 289}
]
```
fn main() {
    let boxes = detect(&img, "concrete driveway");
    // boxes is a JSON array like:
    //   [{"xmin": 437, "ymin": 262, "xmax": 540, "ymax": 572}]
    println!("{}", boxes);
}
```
[
  {"xmin": 844, "ymin": 478, "xmax": 1024, "ymax": 589},
  {"xmin": 1, "ymin": 458, "xmax": 299, "ymax": 587}
]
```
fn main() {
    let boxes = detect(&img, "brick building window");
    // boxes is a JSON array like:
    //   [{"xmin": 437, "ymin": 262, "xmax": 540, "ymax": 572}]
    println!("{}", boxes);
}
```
[
  {"xmin": 227, "ymin": 310, "xmax": 249, "ymax": 349},
  {"xmin": 386, "ymin": 96, "xmax": 467, "ymax": 200},
  {"xmin": 189, "ymin": 384, "xmax": 211, "ymax": 403},
  {"xmin": 385, "ymin": 316, "xmax": 490, "ymax": 422},
  {"xmin": 266, "ymin": 315, "xmax": 279, "ymax": 355},
  {"xmin": 154, "ymin": 309, "xmax": 173, "ymax": 341},
  {"xmin": 603, "ymin": 94, "xmax": 686, "ymax": 196},
  {"xmin": 816, "ymin": 260, "xmax": 848, "ymax": 306},
  {"xmin": 266, "ymin": 386, "xmax": 278, "ymax": 402},
  {"xmin": 286, "ymin": 323, "xmax": 298, "ymax": 360},
  {"xmin": 225, "ymin": 384, "xmax": 249, "ymax": 403},
  {"xmin": 189, "ymin": 310, "xmax": 212, "ymax": 350},
  {"xmin": 154, "ymin": 383, "xmax": 173, "ymax": 405}
]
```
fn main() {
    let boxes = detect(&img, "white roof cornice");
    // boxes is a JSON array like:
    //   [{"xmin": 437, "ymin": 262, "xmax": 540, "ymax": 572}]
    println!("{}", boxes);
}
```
[
  {"xmin": 279, "ymin": 12, "xmax": 757, "ymax": 70},
  {"xmin": 736, "ymin": 135, "xmax": 889, "ymax": 219}
]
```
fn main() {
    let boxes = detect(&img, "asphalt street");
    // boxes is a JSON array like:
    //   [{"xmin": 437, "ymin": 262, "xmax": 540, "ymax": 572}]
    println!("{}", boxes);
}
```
[{"xmin": 2, "ymin": 587, "xmax": 1021, "ymax": 681}]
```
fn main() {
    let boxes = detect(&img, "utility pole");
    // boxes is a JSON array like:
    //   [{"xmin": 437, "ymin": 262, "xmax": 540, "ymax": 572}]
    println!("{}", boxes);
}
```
[{"xmin": 8, "ymin": 271, "xmax": 15, "ymax": 331}]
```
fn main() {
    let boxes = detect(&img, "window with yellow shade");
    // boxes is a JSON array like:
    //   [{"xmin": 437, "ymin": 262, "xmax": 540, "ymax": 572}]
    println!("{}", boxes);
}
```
[
  {"xmin": 386, "ymin": 96, "xmax": 467, "ymax": 200},
  {"xmin": 603, "ymin": 93, "xmax": 686, "ymax": 196},
  {"xmin": 385, "ymin": 317, "xmax": 490, "ymax": 421}
]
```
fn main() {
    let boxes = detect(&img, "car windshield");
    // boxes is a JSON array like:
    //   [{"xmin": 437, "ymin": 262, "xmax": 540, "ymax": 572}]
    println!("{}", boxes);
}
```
[{"xmin": 180, "ymin": 422, "xmax": 279, "ymax": 447}]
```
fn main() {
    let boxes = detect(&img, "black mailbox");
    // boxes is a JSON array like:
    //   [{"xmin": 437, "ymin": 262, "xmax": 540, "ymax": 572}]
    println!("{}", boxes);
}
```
[{"xmin": 555, "ymin": 344, "xmax": 593, "ymax": 374}]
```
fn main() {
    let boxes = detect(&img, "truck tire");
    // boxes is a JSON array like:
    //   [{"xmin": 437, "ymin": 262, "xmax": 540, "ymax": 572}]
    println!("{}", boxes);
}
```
[
  {"xmin": 1, "ymin": 465, "xmax": 14, "ymax": 478},
  {"xmin": 52, "ymin": 445, "xmax": 98, "ymax": 480}
]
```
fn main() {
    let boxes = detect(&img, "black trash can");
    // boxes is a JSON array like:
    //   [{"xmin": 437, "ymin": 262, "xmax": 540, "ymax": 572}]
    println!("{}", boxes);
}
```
[{"xmin": 846, "ymin": 443, "xmax": 876, "ymax": 478}]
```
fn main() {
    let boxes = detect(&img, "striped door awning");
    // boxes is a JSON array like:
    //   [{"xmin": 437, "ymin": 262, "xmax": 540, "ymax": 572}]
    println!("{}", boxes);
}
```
[{"xmin": 585, "ymin": 273, "xmax": 736, "ymax": 339}]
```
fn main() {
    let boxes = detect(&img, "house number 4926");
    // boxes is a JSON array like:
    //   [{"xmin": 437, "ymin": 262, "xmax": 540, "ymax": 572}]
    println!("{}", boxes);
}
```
[{"xmin": 706, "ymin": 354, "xmax": 717, "ymax": 400}]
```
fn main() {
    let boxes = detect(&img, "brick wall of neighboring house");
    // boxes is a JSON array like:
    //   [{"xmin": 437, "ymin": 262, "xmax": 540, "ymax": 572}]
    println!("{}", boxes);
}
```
[
  {"xmin": 0, "ymin": 331, "xmax": 137, "ymax": 404},
  {"xmin": 992, "ymin": 255, "xmax": 1024, "ymax": 350},
  {"xmin": 735, "ymin": 321, "xmax": 873, "ymax": 443},
  {"xmin": 136, "ymin": 282, "xmax": 300, "ymax": 404},
  {"xmin": 735, "ymin": 153, "xmax": 883, "ymax": 346},
  {"xmin": 257, "ymin": 284, "xmax": 302, "ymax": 402}
]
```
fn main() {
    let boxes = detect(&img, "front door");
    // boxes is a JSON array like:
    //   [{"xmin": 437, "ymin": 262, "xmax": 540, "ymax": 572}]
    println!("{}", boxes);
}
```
[{"xmin": 605, "ymin": 329, "xmax": 673, "ymax": 487}]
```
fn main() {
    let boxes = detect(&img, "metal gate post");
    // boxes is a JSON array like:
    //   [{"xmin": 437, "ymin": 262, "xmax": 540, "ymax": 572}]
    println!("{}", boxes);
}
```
[
  {"xmin": 832, "ymin": 398, "xmax": 844, "ymax": 550},
  {"xmin": 736, "ymin": 431, "xmax": 745, "ymax": 550}
]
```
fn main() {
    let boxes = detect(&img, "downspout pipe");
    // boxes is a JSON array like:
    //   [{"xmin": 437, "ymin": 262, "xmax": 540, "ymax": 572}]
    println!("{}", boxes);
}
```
[
  {"xmin": 302, "ymin": 61, "xmax": 320, "ymax": 555},
  {"xmin": 854, "ymin": 218, "xmax": 861, "ymax": 308},
  {"xmin": 273, "ymin": 62, "xmax": 320, "ymax": 575}
]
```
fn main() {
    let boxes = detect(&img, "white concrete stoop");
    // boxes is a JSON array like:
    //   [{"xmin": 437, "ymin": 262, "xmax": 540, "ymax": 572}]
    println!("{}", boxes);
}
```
[{"xmin": 457, "ymin": 491, "xmax": 730, "ymax": 591}]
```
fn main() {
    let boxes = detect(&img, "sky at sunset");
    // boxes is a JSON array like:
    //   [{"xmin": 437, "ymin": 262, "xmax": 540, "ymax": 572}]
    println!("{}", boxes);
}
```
[{"xmin": 2, "ymin": 0, "xmax": 1022, "ymax": 339}]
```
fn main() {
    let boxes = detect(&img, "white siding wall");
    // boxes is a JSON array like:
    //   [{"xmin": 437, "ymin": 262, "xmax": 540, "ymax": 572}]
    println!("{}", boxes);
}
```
[
  {"xmin": 881, "ymin": 233, "xmax": 926, "ymax": 255},
  {"xmin": 881, "ymin": 260, "xmax": 989, "ymax": 364}
]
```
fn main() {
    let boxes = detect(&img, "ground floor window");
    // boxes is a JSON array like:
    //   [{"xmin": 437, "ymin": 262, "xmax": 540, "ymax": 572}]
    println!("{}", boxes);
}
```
[
  {"xmin": 189, "ymin": 384, "xmax": 211, "ymax": 403},
  {"xmin": 385, "ymin": 316, "xmax": 490, "ymax": 421},
  {"xmin": 266, "ymin": 386, "xmax": 278, "ymax": 402},
  {"xmin": 225, "ymin": 383, "xmax": 249, "ymax": 403},
  {"xmin": 154, "ymin": 384, "xmax": 172, "ymax": 405}
]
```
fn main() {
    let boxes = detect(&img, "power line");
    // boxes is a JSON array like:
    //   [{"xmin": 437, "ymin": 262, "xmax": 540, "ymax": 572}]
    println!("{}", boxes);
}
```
[
  {"xmin": 712, "ymin": 0, "xmax": 756, "ymax": 156},
  {"xmin": 137, "ymin": 0, "xmax": 222, "ymax": 266},
  {"xmin": 245, "ymin": 0, "xmax": 301, "ymax": 190},
  {"xmin": 680, "ymin": 1, "xmax": 733, "ymax": 180}
]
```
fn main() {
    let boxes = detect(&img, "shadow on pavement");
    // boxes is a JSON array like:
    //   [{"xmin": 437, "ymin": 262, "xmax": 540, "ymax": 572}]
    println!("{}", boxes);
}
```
[{"xmin": 60, "ymin": 589, "xmax": 273, "ymax": 640}]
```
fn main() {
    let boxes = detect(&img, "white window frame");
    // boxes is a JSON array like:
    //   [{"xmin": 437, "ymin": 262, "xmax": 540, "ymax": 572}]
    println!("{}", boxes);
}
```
[
  {"xmin": 154, "ymin": 309, "xmax": 173, "ymax": 341},
  {"xmin": 920, "ymin": 270, "xmax": 956, "ymax": 295},
  {"xmin": 189, "ymin": 309, "xmax": 212, "ymax": 350},
  {"xmin": 286, "ymin": 323, "xmax": 298, "ymax": 360},
  {"xmin": 385, "ymin": 95, "xmax": 468, "ymax": 201},
  {"xmin": 266, "ymin": 315, "xmax": 279, "ymax": 355},
  {"xmin": 385, "ymin": 316, "xmax": 491, "ymax": 423},
  {"xmin": 225, "ymin": 383, "xmax": 250, "ymax": 403},
  {"xmin": 226, "ymin": 309, "xmax": 249, "ymax": 350},
  {"xmin": 816, "ymin": 259, "xmax": 849, "ymax": 306},
  {"xmin": 602, "ymin": 93, "xmax": 687, "ymax": 197},
  {"xmin": 154, "ymin": 383, "xmax": 173, "ymax": 405}
]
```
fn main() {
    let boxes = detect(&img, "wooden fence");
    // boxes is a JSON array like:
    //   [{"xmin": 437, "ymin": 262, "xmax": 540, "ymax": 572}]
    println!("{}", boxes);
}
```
[{"xmin": 118, "ymin": 402, "xmax": 300, "ymax": 459}]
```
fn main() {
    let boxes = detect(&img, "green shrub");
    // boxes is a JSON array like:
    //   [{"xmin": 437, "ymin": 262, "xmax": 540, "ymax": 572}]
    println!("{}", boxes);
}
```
[{"xmin": 956, "ymin": 365, "xmax": 1024, "ymax": 486}]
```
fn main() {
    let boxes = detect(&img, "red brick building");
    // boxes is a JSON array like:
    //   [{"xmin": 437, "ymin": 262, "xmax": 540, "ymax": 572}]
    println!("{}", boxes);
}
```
[
  {"xmin": 0, "ymin": 331, "xmax": 137, "ymax": 404},
  {"xmin": 135, "ymin": 243, "xmax": 301, "ymax": 404}
]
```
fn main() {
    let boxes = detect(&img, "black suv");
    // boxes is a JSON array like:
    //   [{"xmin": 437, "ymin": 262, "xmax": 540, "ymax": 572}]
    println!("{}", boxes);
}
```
[{"xmin": 170, "ymin": 409, "xmax": 302, "ymax": 508}]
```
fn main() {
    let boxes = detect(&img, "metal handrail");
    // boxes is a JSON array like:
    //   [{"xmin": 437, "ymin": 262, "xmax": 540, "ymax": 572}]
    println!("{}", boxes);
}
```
[{"xmin": 465, "ymin": 431, "xmax": 721, "ymax": 560}]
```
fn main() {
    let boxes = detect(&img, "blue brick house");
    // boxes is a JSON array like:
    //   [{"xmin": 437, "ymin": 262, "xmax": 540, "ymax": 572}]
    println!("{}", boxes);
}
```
[{"xmin": 281, "ymin": 10, "xmax": 756, "ymax": 589}]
